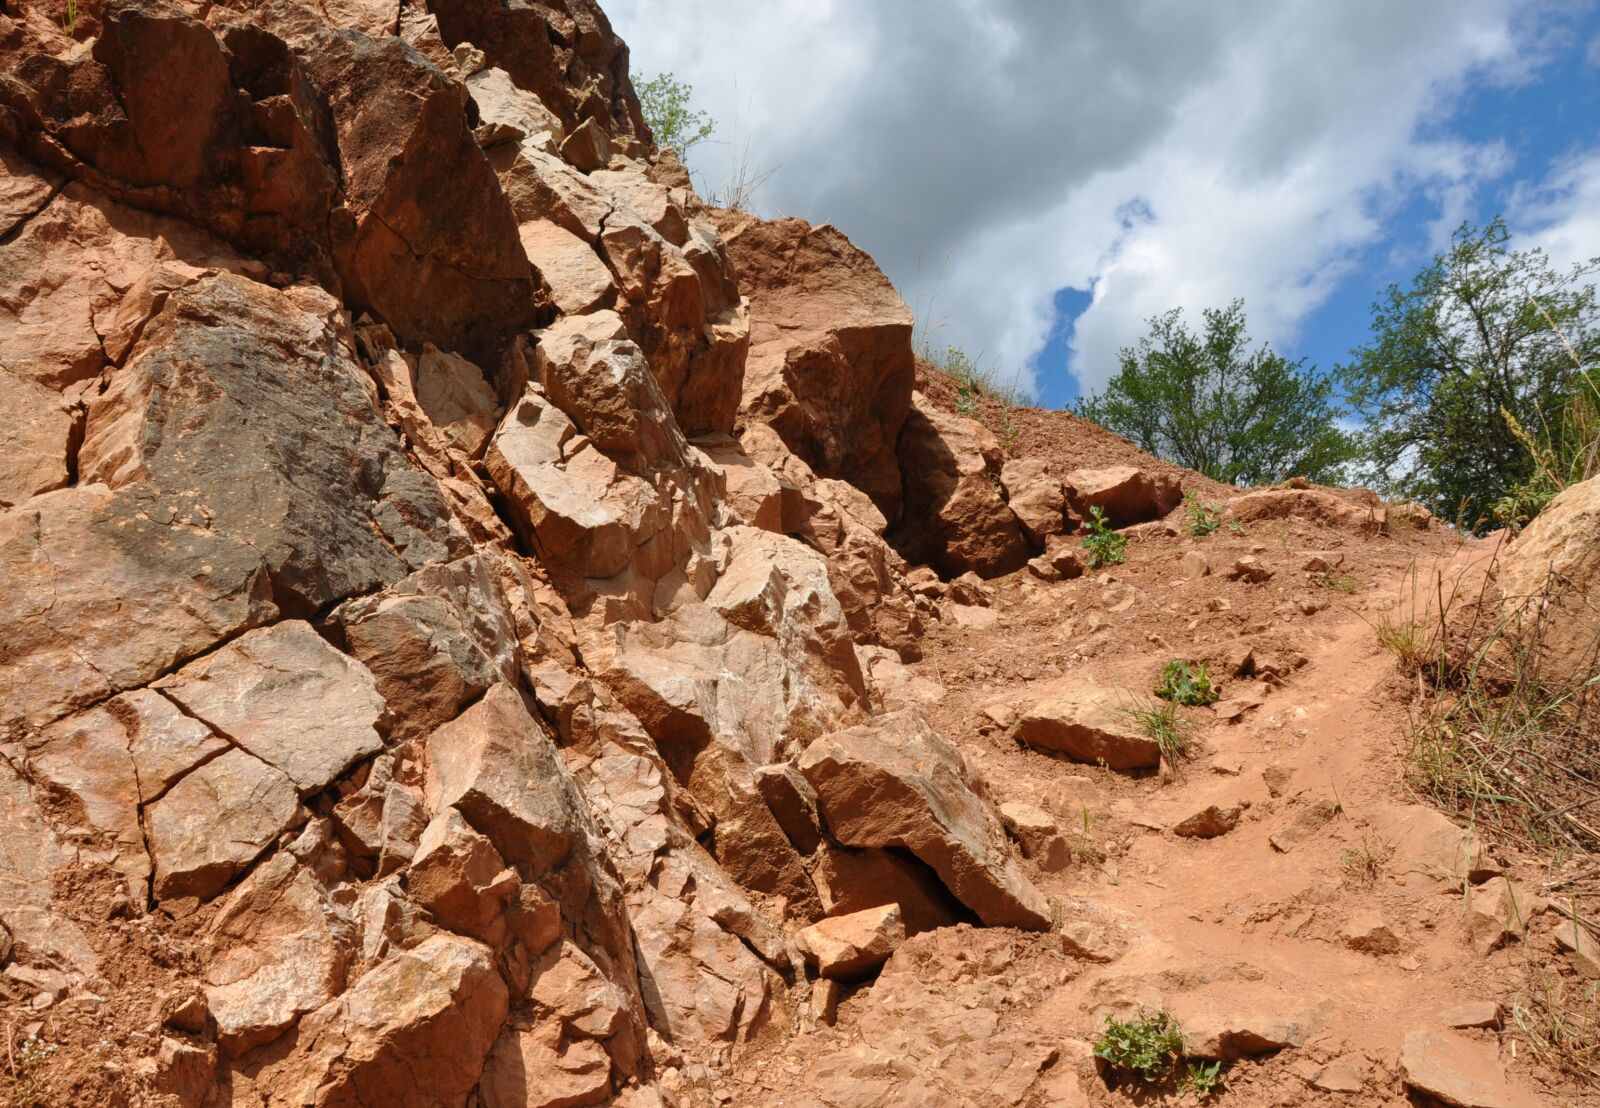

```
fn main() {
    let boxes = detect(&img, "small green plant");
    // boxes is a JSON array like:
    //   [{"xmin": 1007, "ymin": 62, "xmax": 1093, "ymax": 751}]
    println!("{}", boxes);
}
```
[
  {"xmin": 1156, "ymin": 659, "xmax": 1219, "ymax": 707},
  {"xmin": 1319, "ymin": 571, "xmax": 1364, "ymax": 594},
  {"xmin": 1082, "ymin": 506, "xmax": 1127, "ymax": 568},
  {"xmin": 1373, "ymin": 613, "xmax": 1434, "ymax": 673},
  {"xmin": 59, "ymin": 0, "xmax": 76, "ymax": 35},
  {"xmin": 1093, "ymin": 1010, "xmax": 1186, "ymax": 1085},
  {"xmin": 1124, "ymin": 700, "xmax": 1197, "ymax": 764},
  {"xmin": 635, "ymin": 72, "xmax": 715, "ymax": 154},
  {"xmin": 6, "ymin": 1033, "xmax": 57, "ymax": 1108},
  {"xmin": 1184, "ymin": 1059, "xmax": 1224, "ymax": 1098},
  {"xmin": 1185, "ymin": 493, "xmax": 1222, "ymax": 538},
  {"xmin": 1340, "ymin": 833, "xmax": 1395, "ymax": 887}
]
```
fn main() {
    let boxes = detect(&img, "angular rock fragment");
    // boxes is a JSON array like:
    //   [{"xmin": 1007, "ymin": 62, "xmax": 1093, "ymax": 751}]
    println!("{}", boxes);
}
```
[
  {"xmin": 798, "ymin": 904, "xmax": 906, "ymax": 979},
  {"xmin": 1065, "ymin": 466, "xmax": 1181, "ymax": 527},
  {"xmin": 258, "ymin": 933, "xmax": 509, "ymax": 1107},
  {"xmin": 407, "ymin": 809, "xmax": 519, "ymax": 942},
  {"xmin": 425, "ymin": 683, "xmax": 578, "ymax": 876},
  {"xmin": 480, "ymin": 1022, "xmax": 613, "ymax": 1108},
  {"xmin": 1399, "ymin": 1029, "xmax": 1527, "ymax": 1108},
  {"xmin": 1014, "ymin": 685, "xmax": 1163, "ymax": 771},
  {"xmin": 1172, "ymin": 804, "xmax": 1244, "ymax": 839},
  {"xmin": 999, "ymin": 803, "xmax": 1072, "ymax": 871},
  {"xmin": 719, "ymin": 215, "xmax": 914, "ymax": 515},
  {"xmin": 799, "ymin": 710, "xmax": 1051, "ymax": 930},
  {"xmin": 894, "ymin": 393, "xmax": 1031, "ymax": 577},
  {"xmin": 203, "ymin": 854, "xmax": 356, "ymax": 1057},
  {"xmin": 1001, "ymin": 457, "xmax": 1066, "ymax": 543},
  {"xmin": 338, "ymin": 555, "xmax": 521, "ymax": 743}
]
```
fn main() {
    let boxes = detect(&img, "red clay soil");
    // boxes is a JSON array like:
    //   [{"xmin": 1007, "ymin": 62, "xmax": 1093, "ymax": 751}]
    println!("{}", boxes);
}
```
[{"xmin": 712, "ymin": 385, "xmax": 1596, "ymax": 1107}]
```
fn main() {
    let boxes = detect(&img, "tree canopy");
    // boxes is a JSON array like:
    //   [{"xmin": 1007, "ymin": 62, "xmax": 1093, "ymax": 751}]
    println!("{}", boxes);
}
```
[
  {"xmin": 635, "ymin": 72, "xmax": 714, "ymax": 155},
  {"xmin": 1075, "ymin": 300, "xmax": 1352, "ymax": 486},
  {"xmin": 1340, "ymin": 218, "xmax": 1600, "ymax": 527}
]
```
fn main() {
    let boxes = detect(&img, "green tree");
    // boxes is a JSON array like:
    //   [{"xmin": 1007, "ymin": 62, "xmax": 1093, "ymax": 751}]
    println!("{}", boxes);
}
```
[
  {"xmin": 635, "ymin": 72, "xmax": 714, "ymax": 155},
  {"xmin": 1076, "ymin": 300, "xmax": 1352, "ymax": 485},
  {"xmin": 1341, "ymin": 218, "xmax": 1600, "ymax": 527}
]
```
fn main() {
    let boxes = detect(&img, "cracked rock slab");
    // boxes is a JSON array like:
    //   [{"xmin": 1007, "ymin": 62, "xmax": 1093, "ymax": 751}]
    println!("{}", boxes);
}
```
[
  {"xmin": 158, "ymin": 621, "xmax": 386, "ymax": 795},
  {"xmin": 146, "ymin": 749, "xmax": 305, "ymax": 901}
]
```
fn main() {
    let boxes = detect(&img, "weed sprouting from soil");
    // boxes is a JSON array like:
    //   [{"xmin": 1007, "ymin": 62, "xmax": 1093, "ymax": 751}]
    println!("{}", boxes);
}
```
[
  {"xmin": 1093, "ymin": 1010, "xmax": 1185, "ymax": 1083},
  {"xmin": 1083, "ymin": 506, "xmax": 1127, "ymax": 569},
  {"xmin": 1340, "ymin": 833, "xmax": 1395, "ymax": 887},
  {"xmin": 1155, "ymin": 659, "xmax": 1220, "ymax": 707},
  {"xmin": 1094, "ymin": 1011, "xmax": 1223, "ymax": 1096},
  {"xmin": 1185, "ymin": 493, "xmax": 1222, "ymax": 538},
  {"xmin": 1123, "ymin": 700, "xmax": 1198, "ymax": 765}
]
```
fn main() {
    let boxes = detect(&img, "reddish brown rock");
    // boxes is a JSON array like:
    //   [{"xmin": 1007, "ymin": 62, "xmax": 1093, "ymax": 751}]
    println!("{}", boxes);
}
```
[
  {"xmin": 203, "ymin": 854, "xmax": 356, "ymax": 1057},
  {"xmin": 407, "ymin": 809, "xmax": 520, "ymax": 942},
  {"xmin": 1014, "ymin": 684, "xmax": 1163, "ymax": 771},
  {"xmin": 3, "ymin": 274, "xmax": 463, "ymax": 736},
  {"xmin": 1172, "ymin": 803, "xmax": 1244, "ymax": 839},
  {"xmin": 255, "ymin": 933, "xmax": 509, "ymax": 1107},
  {"xmin": 719, "ymin": 215, "xmax": 915, "ymax": 515},
  {"xmin": 1400, "ymin": 1029, "xmax": 1530, "ymax": 1108},
  {"xmin": 894, "ymin": 392, "xmax": 1031, "ymax": 578},
  {"xmin": 337, "ymin": 556, "xmax": 522, "ymax": 744},
  {"xmin": 480, "ymin": 1022, "xmax": 613, "ymax": 1108},
  {"xmin": 423, "ymin": 0, "xmax": 647, "ymax": 146},
  {"xmin": 27, "ymin": 706, "xmax": 149, "ymax": 899},
  {"xmin": 158, "ymin": 621, "xmax": 385, "ymax": 794},
  {"xmin": 798, "ymin": 710, "xmax": 1051, "ymax": 930},
  {"xmin": 146, "ymin": 749, "xmax": 305, "ymax": 901},
  {"xmin": 810, "ymin": 844, "xmax": 966, "ymax": 936},
  {"xmin": 425, "ymin": 683, "xmax": 580, "ymax": 876},
  {"xmin": 1497, "ymin": 474, "xmax": 1600, "ymax": 688},
  {"xmin": 797, "ymin": 904, "xmax": 906, "ymax": 979},
  {"xmin": 1001, "ymin": 457, "xmax": 1066, "ymax": 542},
  {"xmin": 1065, "ymin": 466, "xmax": 1181, "ymax": 527}
]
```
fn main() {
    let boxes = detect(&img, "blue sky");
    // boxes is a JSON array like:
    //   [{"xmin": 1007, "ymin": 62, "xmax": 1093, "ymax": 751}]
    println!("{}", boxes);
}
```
[
  {"xmin": 610, "ymin": 1, "xmax": 1600, "ymax": 410},
  {"xmin": 1093, "ymin": 11, "xmax": 1600, "ymax": 418}
]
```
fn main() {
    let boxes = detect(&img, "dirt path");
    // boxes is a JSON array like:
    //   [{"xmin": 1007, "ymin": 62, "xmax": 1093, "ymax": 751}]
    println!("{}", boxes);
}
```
[{"xmin": 725, "ymin": 516, "xmax": 1590, "ymax": 1107}]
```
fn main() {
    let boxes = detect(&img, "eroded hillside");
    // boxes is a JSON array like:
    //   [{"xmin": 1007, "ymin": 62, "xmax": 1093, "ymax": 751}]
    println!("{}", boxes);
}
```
[{"xmin": 0, "ymin": 1, "xmax": 1596, "ymax": 1106}]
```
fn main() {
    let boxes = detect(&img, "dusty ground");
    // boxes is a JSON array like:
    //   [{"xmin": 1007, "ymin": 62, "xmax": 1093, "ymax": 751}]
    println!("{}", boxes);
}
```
[{"xmin": 696, "ymin": 393, "xmax": 1599, "ymax": 1107}]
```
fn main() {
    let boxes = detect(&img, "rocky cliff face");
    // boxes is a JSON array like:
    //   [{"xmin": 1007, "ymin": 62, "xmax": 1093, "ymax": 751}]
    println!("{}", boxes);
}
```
[{"xmin": 0, "ymin": 0, "xmax": 1079, "ymax": 1104}]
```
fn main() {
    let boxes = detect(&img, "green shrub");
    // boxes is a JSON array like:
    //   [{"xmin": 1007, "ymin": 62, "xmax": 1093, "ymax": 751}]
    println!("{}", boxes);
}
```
[
  {"xmin": 1093, "ymin": 1010, "xmax": 1185, "ymax": 1084},
  {"xmin": 635, "ymin": 72, "xmax": 715, "ymax": 154},
  {"xmin": 1185, "ymin": 493, "xmax": 1222, "ymax": 538},
  {"xmin": 1082, "ymin": 506, "xmax": 1127, "ymax": 568},
  {"xmin": 1156, "ymin": 659, "xmax": 1219, "ymax": 706}
]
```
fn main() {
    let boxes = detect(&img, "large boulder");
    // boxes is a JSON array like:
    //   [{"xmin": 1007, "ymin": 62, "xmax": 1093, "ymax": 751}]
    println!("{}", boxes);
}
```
[
  {"xmin": 421, "ymin": 0, "xmax": 647, "ymax": 145},
  {"xmin": 5, "ymin": 4, "xmax": 541, "ymax": 361},
  {"xmin": 1497, "ymin": 474, "xmax": 1600, "ymax": 688},
  {"xmin": 2, "ymin": 275, "xmax": 464, "ymax": 737},
  {"xmin": 249, "ymin": 933, "xmax": 509, "ymax": 1107},
  {"xmin": 202, "ymin": 854, "xmax": 357, "ymax": 1057},
  {"xmin": 893, "ymin": 392, "xmax": 1031, "ymax": 578},
  {"xmin": 798, "ymin": 710, "xmax": 1051, "ymax": 930},
  {"xmin": 1064, "ymin": 465, "xmax": 1182, "ymax": 527},
  {"xmin": 719, "ymin": 215, "xmax": 915, "ymax": 516}
]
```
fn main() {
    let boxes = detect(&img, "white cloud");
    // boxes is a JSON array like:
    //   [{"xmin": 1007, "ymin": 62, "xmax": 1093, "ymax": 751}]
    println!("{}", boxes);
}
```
[
  {"xmin": 1512, "ymin": 148, "xmax": 1600, "ymax": 274},
  {"xmin": 608, "ymin": 0, "xmax": 1555, "ymax": 398}
]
